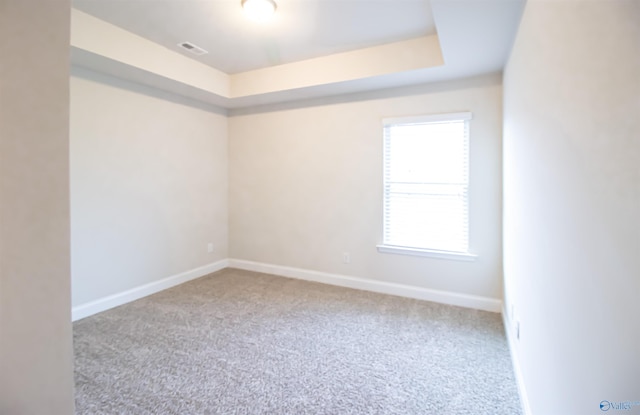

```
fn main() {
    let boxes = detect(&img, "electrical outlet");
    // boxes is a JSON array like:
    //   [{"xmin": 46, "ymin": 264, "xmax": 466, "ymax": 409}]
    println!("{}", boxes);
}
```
[
  {"xmin": 342, "ymin": 252, "xmax": 350, "ymax": 264},
  {"xmin": 207, "ymin": 243, "xmax": 214, "ymax": 253}
]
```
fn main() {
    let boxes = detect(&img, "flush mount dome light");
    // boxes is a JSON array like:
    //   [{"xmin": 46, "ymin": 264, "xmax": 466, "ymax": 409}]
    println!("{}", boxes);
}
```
[{"xmin": 242, "ymin": 0, "xmax": 277, "ymax": 22}]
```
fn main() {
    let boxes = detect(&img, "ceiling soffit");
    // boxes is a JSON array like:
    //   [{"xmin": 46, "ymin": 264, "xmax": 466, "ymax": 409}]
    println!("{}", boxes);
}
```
[{"xmin": 70, "ymin": 1, "xmax": 525, "ymax": 109}]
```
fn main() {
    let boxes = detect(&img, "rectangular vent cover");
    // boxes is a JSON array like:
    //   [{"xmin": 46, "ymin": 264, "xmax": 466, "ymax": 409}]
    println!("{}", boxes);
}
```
[{"xmin": 178, "ymin": 41, "xmax": 208, "ymax": 56}]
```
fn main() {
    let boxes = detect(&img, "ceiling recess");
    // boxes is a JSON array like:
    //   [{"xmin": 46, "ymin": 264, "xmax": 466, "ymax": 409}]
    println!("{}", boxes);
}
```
[{"xmin": 178, "ymin": 41, "xmax": 208, "ymax": 56}]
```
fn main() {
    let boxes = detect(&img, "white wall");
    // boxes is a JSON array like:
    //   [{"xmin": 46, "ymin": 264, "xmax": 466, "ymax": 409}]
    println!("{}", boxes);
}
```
[
  {"xmin": 70, "ymin": 69, "xmax": 228, "ymax": 308},
  {"xmin": 0, "ymin": 0, "xmax": 75, "ymax": 413},
  {"xmin": 503, "ymin": 1, "xmax": 640, "ymax": 414},
  {"xmin": 229, "ymin": 75, "xmax": 504, "ymax": 303}
]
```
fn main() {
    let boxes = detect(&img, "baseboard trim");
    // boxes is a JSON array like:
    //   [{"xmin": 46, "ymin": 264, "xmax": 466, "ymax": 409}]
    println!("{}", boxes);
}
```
[
  {"xmin": 502, "ymin": 306, "xmax": 533, "ymax": 415},
  {"xmin": 72, "ymin": 258, "xmax": 502, "ymax": 320},
  {"xmin": 72, "ymin": 259, "xmax": 229, "ymax": 321},
  {"xmin": 228, "ymin": 259, "xmax": 502, "ymax": 312}
]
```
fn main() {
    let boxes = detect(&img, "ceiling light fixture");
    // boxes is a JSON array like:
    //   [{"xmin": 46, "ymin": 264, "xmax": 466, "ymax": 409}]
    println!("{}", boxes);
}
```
[{"xmin": 241, "ymin": 0, "xmax": 277, "ymax": 22}]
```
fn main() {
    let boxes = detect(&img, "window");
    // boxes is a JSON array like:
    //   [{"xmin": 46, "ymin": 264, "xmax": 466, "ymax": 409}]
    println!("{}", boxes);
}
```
[{"xmin": 377, "ymin": 112, "xmax": 476, "ymax": 261}]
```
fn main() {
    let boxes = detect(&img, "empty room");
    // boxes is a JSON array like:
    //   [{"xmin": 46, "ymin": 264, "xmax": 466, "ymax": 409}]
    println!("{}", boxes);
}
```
[{"xmin": 1, "ymin": 0, "xmax": 638, "ymax": 414}]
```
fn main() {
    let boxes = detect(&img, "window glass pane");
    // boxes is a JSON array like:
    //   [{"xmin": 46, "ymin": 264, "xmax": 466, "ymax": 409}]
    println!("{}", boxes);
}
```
[
  {"xmin": 385, "ymin": 188, "xmax": 467, "ymax": 252},
  {"xmin": 383, "ymin": 116, "xmax": 469, "ymax": 254},
  {"xmin": 388, "ymin": 121, "xmax": 465, "ymax": 184}
]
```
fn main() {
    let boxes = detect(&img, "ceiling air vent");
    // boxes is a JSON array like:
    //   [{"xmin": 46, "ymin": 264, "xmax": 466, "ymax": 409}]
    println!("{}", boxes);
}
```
[{"xmin": 178, "ymin": 41, "xmax": 208, "ymax": 56}]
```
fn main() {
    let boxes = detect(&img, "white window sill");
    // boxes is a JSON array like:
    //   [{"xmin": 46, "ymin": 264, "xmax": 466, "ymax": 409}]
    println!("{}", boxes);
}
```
[{"xmin": 376, "ymin": 244, "xmax": 477, "ymax": 262}]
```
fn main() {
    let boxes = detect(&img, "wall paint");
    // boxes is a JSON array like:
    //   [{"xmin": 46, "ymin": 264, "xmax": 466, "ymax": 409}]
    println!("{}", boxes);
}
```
[
  {"xmin": 70, "ymin": 69, "xmax": 229, "ymax": 307},
  {"xmin": 503, "ymin": 1, "xmax": 640, "ymax": 414},
  {"xmin": 231, "ymin": 36, "xmax": 443, "ymax": 97},
  {"xmin": 229, "ymin": 75, "xmax": 504, "ymax": 300},
  {"xmin": 0, "ymin": 0, "xmax": 75, "ymax": 413}
]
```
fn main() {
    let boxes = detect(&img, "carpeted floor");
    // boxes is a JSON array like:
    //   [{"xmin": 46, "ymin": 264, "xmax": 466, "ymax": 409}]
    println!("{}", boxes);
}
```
[{"xmin": 74, "ymin": 268, "xmax": 522, "ymax": 415}]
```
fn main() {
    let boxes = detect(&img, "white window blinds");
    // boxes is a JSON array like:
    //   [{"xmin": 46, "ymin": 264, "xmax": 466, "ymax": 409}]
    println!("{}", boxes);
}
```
[{"xmin": 382, "ymin": 112, "xmax": 471, "ymax": 254}]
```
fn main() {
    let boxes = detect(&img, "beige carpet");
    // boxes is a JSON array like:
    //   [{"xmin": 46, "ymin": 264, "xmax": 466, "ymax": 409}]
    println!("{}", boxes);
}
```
[{"xmin": 74, "ymin": 268, "xmax": 522, "ymax": 414}]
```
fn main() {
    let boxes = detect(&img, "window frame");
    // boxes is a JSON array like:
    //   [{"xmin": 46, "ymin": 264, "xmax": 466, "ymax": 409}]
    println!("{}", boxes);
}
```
[{"xmin": 376, "ymin": 112, "xmax": 477, "ymax": 262}]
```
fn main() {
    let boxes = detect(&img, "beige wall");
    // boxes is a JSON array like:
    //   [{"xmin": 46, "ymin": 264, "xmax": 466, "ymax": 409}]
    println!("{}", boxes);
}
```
[
  {"xmin": 229, "ymin": 75, "xmax": 504, "ymax": 300},
  {"xmin": 0, "ymin": 0, "xmax": 75, "ymax": 413},
  {"xmin": 70, "ymin": 69, "xmax": 228, "ymax": 307},
  {"xmin": 503, "ymin": 1, "xmax": 640, "ymax": 413},
  {"xmin": 70, "ymin": 71, "xmax": 504, "ymax": 314}
]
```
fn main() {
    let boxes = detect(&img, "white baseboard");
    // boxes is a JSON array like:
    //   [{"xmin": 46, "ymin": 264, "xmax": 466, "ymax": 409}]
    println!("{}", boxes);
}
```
[
  {"xmin": 502, "ymin": 306, "xmax": 532, "ymax": 415},
  {"xmin": 73, "ymin": 258, "xmax": 502, "ymax": 320},
  {"xmin": 228, "ymin": 259, "xmax": 502, "ymax": 313},
  {"xmin": 72, "ymin": 259, "xmax": 229, "ymax": 321}
]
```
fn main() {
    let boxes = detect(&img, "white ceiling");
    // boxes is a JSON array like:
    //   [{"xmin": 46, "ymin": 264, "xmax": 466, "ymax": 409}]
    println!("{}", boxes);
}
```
[
  {"xmin": 73, "ymin": 0, "xmax": 437, "ymax": 74},
  {"xmin": 70, "ymin": 0, "xmax": 526, "ymax": 109}
]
